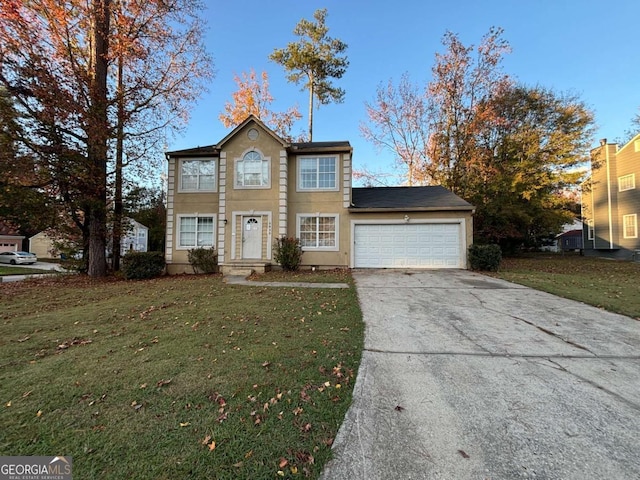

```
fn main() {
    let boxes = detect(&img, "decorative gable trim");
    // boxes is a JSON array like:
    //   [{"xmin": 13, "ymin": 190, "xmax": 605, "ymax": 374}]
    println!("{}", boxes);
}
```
[
  {"xmin": 165, "ymin": 156, "xmax": 176, "ymax": 262},
  {"xmin": 217, "ymin": 115, "xmax": 288, "ymax": 149},
  {"xmin": 342, "ymin": 153, "xmax": 351, "ymax": 208},
  {"xmin": 218, "ymin": 152, "xmax": 227, "ymax": 264},
  {"xmin": 279, "ymin": 149, "xmax": 288, "ymax": 237}
]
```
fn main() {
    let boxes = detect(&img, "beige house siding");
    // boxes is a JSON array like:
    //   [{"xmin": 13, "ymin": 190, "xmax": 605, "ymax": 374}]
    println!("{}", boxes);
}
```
[
  {"xmin": 582, "ymin": 135, "xmax": 640, "ymax": 259},
  {"xmin": 165, "ymin": 116, "xmax": 474, "ymax": 273}
]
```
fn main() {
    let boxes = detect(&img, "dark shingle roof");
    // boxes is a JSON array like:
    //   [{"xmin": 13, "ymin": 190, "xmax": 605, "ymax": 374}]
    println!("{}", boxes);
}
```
[
  {"xmin": 165, "ymin": 145, "xmax": 219, "ymax": 157},
  {"xmin": 351, "ymin": 186, "xmax": 474, "ymax": 211}
]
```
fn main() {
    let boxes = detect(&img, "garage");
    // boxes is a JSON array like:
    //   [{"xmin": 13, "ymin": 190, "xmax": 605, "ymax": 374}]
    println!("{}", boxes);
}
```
[{"xmin": 353, "ymin": 222, "xmax": 464, "ymax": 268}]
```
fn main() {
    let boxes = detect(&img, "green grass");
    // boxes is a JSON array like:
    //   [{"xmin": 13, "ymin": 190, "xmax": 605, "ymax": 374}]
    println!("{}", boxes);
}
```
[
  {"xmin": 0, "ymin": 266, "xmax": 50, "ymax": 275},
  {"xmin": 0, "ymin": 274, "xmax": 364, "ymax": 479},
  {"xmin": 491, "ymin": 254, "xmax": 640, "ymax": 319}
]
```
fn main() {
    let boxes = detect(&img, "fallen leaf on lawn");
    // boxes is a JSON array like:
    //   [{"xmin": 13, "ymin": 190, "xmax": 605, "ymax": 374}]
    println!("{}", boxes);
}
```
[
  {"xmin": 156, "ymin": 379, "xmax": 172, "ymax": 387},
  {"xmin": 36, "ymin": 410, "xmax": 43, "ymax": 417},
  {"xmin": 233, "ymin": 462, "xmax": 243, "ymax": 468},
  {"xmin": 201, "ymin": 435, "xmax": 212, "ymax": 445},
  {"xmin": 458, "ymin": 449, "xmax": 470, "ymax": 459},
  {"xmin": 278, "ymin": 458, "xmax": 288, "ymax": 468},
  {"xmin": 395, "ymin": 405, "xmax": 405, "ymax": 412},
  {"xmin": 244, "ymin": 450, "xmax": 253, "ymax": 459},
  {"xmin": 140, "ymin": 383, "xmax": 147, "ymax": 389},
  {"xmin": 290, "ymin": 466, "xmax": 299, "ymax": 474},
  {"xmin": 17, "ymin": 335, "xmax": 30, "ymax": 343},
  {"xmin": 277, "ymin": 471, "xmax": 284, "ymax": 477},
  {"xmin": 179, "ymin": 422, "xmax": 190, "ymax": 427},
  {"xmin": 208, "ymin": 441, "xmax": 216, "ymax": 451},
  {"xmin": 6, "ymin": 401, "xmax": 11, "ymax": 407},
  {"xmin": 262, "ymin": 361, "xmax": 271, "ymax": 367},
  {"xmin": 292, "ymin": 407, "xmax": 303, "ymax": 415}
]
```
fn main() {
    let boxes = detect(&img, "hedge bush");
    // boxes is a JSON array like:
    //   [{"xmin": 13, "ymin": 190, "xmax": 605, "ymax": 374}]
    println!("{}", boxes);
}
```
[
  {"xmin": 121, "ymin": 251, "xmax": 166, "ymax": 279},
  {"xmin": 188, "ymin": 247, "xmax": 218, "ymax": 274},
  {"xmin": 468, "ymin": 244, "xmax": 502, "ymax": 271},
  {"xmin": 273, "ymin": 236, "xmax": 303, "ymax": 271}
]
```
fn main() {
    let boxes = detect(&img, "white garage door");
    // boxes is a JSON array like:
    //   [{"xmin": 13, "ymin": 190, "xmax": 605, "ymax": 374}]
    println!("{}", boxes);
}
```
[{"xmin": 354, "ymin": 223, "xmax": 463, "ymax": 268}]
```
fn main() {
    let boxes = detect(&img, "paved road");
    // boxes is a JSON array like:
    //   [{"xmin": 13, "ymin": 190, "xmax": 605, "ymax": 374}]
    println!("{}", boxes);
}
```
[
  {"xmin": 320, "ymin": 269, "xmax": 640, "ymax": 480},
  {"xmin": 0, "ymin": 262, "xmax": 64, "ymax": 282}
]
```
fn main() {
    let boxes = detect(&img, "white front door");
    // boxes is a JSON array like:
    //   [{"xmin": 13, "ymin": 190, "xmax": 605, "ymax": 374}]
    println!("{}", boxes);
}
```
[{"xmin": 242, "ymin": 217, "xmax": 262, "ymax": 259}]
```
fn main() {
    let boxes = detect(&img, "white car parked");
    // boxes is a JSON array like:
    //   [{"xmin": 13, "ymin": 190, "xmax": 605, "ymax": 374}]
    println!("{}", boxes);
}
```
[{"xmin": 0, "ymin": 251, "xmax": 38, "ymax": 265}]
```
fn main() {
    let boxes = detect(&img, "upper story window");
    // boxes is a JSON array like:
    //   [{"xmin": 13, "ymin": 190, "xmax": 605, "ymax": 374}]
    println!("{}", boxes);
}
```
[
  {"xmin": 236, "ymin": 150, "xmax": 270, "ymax": 188},
  {"xmin": 619, "ymin": 173, "xmax": 635, "ymax": 192},
  {"xmin": 180, "ymin": 159, "xmax": 216, "ymax": 192},
  {"xmin": 298, "ymin": 156, "xmax": 338, "ymax": 191}
]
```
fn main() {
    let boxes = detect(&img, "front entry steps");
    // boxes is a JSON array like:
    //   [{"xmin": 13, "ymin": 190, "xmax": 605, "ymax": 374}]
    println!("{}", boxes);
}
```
[{"xmin": 221, "ymin": 262, "xmax": 272, "ymax": 278}]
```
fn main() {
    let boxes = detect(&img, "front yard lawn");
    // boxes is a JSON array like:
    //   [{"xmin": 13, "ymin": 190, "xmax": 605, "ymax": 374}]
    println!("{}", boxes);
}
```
[
  {"xmin": 0, "ymin": 274, "xmax": 364, "ymax": 479},
  {"xmin": 493, "ymin": 254, "xmax": 640, "ymax": 319}
]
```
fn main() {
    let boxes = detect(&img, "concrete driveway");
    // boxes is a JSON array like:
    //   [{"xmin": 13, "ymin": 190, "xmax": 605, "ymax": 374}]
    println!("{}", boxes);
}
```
[{"xmin": 320, "ymin": 269, "xmax": 640, "ymax": 480}]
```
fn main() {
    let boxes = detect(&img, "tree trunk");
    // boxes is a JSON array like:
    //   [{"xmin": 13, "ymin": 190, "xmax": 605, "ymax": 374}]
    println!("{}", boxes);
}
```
[
  {"xmin": 113, "ymin": 55, "xmax": 124, "ymax": 271},
  {"xmin": 86, "ymin": 0, "xmax": 110, "ymax": 277}
]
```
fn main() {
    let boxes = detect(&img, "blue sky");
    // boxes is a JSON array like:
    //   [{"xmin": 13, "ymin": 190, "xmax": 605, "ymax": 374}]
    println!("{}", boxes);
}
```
[{"xmin": 166, "ymin": 0, "xmax": 640, "ymax": 183}]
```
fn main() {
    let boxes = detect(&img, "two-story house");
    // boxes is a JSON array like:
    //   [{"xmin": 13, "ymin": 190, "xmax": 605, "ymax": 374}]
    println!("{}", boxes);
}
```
[
  {"xmin": 582, "ymin": 134, "xmax": 640, "ymax": 259},
  {"xmin": 164, "ymin": 116, "xmax": 474, "ymax": 274}
]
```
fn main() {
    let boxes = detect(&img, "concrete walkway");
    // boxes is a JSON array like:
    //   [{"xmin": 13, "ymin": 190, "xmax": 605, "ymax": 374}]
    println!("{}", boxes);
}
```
[
  {"xmin": 320, "ymin": 269, "xmax": 640, "ymax": 480},
  {"xmin": 223, "ymin": 275, "xmax": 349, "ymax": 288}
]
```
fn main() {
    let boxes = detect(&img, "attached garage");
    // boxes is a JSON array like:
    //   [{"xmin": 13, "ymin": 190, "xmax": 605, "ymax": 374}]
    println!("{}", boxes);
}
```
[
  {"xmin": 354, "ymin": 222, "xmax": 464, "ymax": 268},
  {"xmin": 349, "ymin": 186, "xmax": 474, "ymax": 269}
]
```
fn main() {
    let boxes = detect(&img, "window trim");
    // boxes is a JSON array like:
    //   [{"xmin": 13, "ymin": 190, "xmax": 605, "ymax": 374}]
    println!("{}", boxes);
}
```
[
  {"xmin": 178, "ymin": 158, "xmax": 217, "ymax": 193},
  {"xmin": 623, "ymin": 214, "xmax": 638, "ymax": 239},
  {"xmin": 296, "ymin": 155, "xmax": 339, "ymax": 192},
  {"xmin": 587, "ymin": 219, "xmax": 594, "ymax": 241},
  {"xmin": 234, "ymin": 149, "xmax": 271, "ymax": 189},
  {"xmin": 176, "ymin": 214, "xmax": 217, "ymax": 250},
  {"xmin": 296, "ymin": 213, "xmax": 340, "ymax": 251},
  {"xmin": 618, "ymin": 173, "xmax": 636, "ymax": 192}
]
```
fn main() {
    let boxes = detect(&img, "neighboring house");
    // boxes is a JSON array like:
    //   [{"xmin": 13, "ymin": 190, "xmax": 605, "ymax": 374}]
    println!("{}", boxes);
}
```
[
  {"xmin": 541, "ymin": 219, "xmax": 583, "ymax": 252},
  {"xmin": 556, "ymin": 229, "xmax": 583, "ymax": 252},
  {"xmin": 29, "ymin": 231, "xmax": 59, "ymax": 258},
  {"xmin": 116, "ymin": 218, "xmax": 149, "ymax": 256},
  {"xmin": 164, "ymin": 115, "xmax": 474, "ymax": 274},
  {"xmin": 581, "ymin": 134, "xmax": 640, "ymax": 259},
  {"xmin": 30, "ymin": 218, "xmax": 149, "ymax": 259},
  {"xmin": 0, "ymin": 221, "xmax": 24, "ymax": 253}
]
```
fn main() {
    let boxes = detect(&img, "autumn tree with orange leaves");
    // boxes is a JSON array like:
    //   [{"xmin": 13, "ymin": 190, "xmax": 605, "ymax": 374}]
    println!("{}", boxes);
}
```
[
  {"xmin": 0, "ymin": 0, "xmax": 212, "ymax": 276},
  {"xmin": 219, "ymin": 69, "xmax": 302, "ymax": 141},
  {"xmin": 362, "ymin": 28, "xmax": 594, "ymax": 248}
]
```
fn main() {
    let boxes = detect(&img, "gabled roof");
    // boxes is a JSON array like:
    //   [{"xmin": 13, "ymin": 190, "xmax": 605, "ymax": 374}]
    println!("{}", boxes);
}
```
[
  {"xmin": 165, "ymin": 144, "xmax": 219, "ymax": 157},
  {"xmin": 350, "ymin": 186, "xmax": 474, "ymax": 212},
  {"xmin": 617, "ymin": 132, "xmax": 640, "ymax": 154},
  {"xmin": 556, "ymin": 229, "xmax": 582, "ymax": 238},
  {"xmin": 166, "ymin": 115, "xmax": 353, "ymax": 158},
  {"xmin": 289, "ymin": 141, "xmax": 352, "ymax": 153},
  {"xmin": 217, "ymin": 115, "xmax": 288, "ymax": 149}
]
